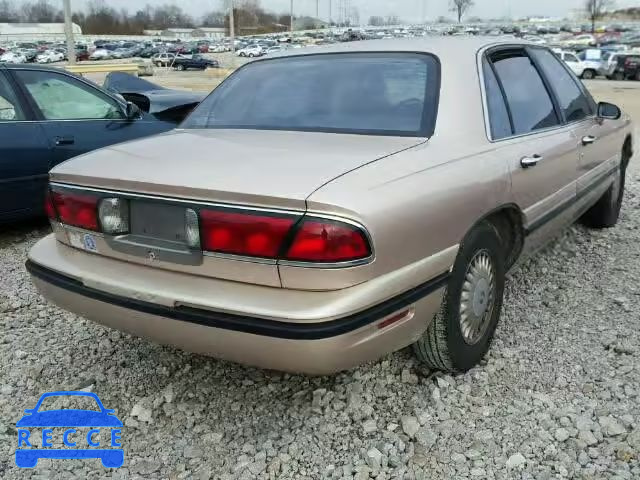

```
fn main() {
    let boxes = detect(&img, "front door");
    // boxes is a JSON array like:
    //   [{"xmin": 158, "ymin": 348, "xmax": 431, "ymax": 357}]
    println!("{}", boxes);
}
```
[{"xmin": 9, "ymin": 68, "xmax": 170, "ymax": 170}]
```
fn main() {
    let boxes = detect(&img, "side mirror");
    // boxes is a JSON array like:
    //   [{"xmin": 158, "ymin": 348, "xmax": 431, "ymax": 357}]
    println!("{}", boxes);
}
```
[
  {"xmin": 125, "ymin": 101, "xmax": 141, "ymax": 120},
  {"xmin": 597, "ymin": 102, "xmax": 621, "ymax": 120}
]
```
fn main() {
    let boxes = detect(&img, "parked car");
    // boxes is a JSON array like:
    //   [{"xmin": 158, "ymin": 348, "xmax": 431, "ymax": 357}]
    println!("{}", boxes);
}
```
[
  {"xmin": 27, "ymin": 38, "xmax": 634, "ymax": 375},
  {"xmin": 0, "ymin": 64, "xmax": 178, "ymax": 222},
  {"xmin": 89, "ymin": 48, "xmax": 111, "ymax": 61},
  {"xmin": 172, "ymin": 54, "xmax": 219, "ymax": 71},
  {"xmin": 574, "ymin": 50, "xmax": 602, "ymax": 79},
  {"xmin": 152, "ymin": 52, "xmax": 177, "ymax": 67},
  {"xmin": 236, "ymin": 45, "xmax": 264, "ymax": 57},
  {"xmin": 619, "ymin": 54, "xmax": 640, "ymax": 80},
  {"xmin": 0, "ymin": 51, "xmax": 27, "ymax": 64},
  {"xmin": 36, "ymin": 50, "xmax": 64, "ymax": 64},
  {"xmin": 555, "ymin": 50, "xmax": 601, "ymax": 80}
]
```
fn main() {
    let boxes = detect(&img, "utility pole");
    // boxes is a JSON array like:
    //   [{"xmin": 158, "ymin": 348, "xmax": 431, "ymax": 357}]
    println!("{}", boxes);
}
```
[
  {"xmin": 329, "ymin": 0, "xmax": 332, "ymax": 27},
  {"xmin": 290, "ymin": 0, "xmax": 294, "ymax": 32},
  {"xmin": 229, "ymin": 0, "xmax": 235, "ymax": 54},
  {"xmin": 62, "ymin": 0, "xmax": 76, "ymax": 65}
]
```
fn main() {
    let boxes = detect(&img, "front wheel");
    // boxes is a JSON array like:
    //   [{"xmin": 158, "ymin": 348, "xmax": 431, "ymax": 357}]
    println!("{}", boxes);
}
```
[
  {"xmin": 176, "ymin": 64, "xmax": 185, "ymax": 71},
  {"xmin": 413, "ymin": 222, "xmax": 505, "ymax": 373},
  {"xmin": 582, "ymin": 69, "xmax": 596, "ymax": 80}
]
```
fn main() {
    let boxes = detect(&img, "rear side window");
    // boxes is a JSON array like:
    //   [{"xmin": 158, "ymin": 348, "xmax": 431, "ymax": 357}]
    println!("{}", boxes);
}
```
[
  {"xmin": 529, "ymin": 48, "xmax": 592, "ymax": 123},
  {"xmin": 0, "ymin": 73, "xmax": 25, "ymax": 121},
  {"xmin": 183, "ymin": 53, "xmax": 440, "ymax": 137},
  {"xmin": 489, "ymin": 50, "xmax": 559, "ymax": 135},
  {"xmin": 482, "ymin": 58, "xmax": 512, "ymax": 140}
]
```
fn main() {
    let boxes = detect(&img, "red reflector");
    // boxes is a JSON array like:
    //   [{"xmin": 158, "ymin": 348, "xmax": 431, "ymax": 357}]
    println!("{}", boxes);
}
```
[
  {"xmin": 44, "ymin": 190, "xmax": 57, "ymax": 220},
  {"xmin": 285, "ymin": 219, "xmax": 371, "ymax": 262},
  {"xmin": 377, "ymin": 309, "xmax": 413, "ymax": 330},
  {"xmin": 200, "ymin": 210, "xmax": 296, "ymax": 258},
  {"xmin": 51, "ymin": 191, "xmax": 99, "ymax": 231}
]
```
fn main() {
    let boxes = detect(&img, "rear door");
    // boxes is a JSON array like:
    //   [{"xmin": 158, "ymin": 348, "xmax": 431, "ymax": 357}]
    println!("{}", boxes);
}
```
[
  {"xmin": 11, "ymin": 68, "xmax": 169, "ymax": 170},
  {"xmin": 483, "ymin": 47, "xmax": 579, "ymax": 250},
  {"xmin": 0, "ymin": 69, "xmax": 51, "ymax": 220}
]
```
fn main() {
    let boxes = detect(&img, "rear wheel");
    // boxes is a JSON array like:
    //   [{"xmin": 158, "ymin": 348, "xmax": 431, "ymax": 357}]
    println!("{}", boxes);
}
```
[
  {"xmin": 176, "ymin": 64, "xmax": 185, "ymax": 71},
  {"xmin": 413, "ymin": 222, "xmax": 505, "ymax": 373},
  {"xmin": 582, "ymin": 69, "xmax": 596, "ymax": 80},
  {"xmin": 582, "ymin": 148, "xmax": 628, "ymax": 228}
]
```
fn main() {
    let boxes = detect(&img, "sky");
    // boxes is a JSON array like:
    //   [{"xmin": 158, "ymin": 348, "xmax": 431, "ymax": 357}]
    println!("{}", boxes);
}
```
[{"xmin": 68, "ymin": 0, "xmax": 638, "ymax": 22}]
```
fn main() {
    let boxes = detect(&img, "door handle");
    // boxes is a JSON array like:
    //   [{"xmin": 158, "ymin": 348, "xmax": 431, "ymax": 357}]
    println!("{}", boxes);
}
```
[
  {"xmin": 582, "ymin": 135, "xmax": 597, "ymax": 146},
  {"xmin": 521, "ymin": 154, "xmax": 542, "ymax": 169},
  {"xmin": 55, "ymin": 136, "xmax": 75, "ymax": 146}
]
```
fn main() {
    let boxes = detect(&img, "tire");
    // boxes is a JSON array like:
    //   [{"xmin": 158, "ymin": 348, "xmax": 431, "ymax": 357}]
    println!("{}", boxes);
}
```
[
  {"xmin": 613, "ymin": 72, "xmax": 625, "ymax": 81},
  {"xmin": 635, "ymin": 71, "xmax": 640, "ymax": 82},
  {"xmin": 581, "ymin": 151, "xmax": 628, "ymax": 228},
  {"xmin": 413, "ymin": 221, "xmax": 506, "ymax": 373},
  {"xmin": 581, "ymin": 69, "xmax": 596, "ymax": 80},
  {"xmin": 176, "ymin": 64, "xmax": 185, "ymax": 71},
  {"xmin": 249, "ymin": 53, "xmax": 255, "ymax": 57}
]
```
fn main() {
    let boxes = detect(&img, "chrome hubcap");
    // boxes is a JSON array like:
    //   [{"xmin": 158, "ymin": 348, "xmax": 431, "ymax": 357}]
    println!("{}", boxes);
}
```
[{"xmin": 460, "ymin": 250, "xmax": 496, "ymax": 345}]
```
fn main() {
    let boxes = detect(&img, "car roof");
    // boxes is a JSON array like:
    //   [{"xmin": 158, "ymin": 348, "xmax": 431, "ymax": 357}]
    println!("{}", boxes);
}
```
[
  {"xmin": 271, "ymin": 36, "xmax": 533, "ymax": 59},
  {"xmin": 2, "ymin": 63, "xmax": 66, "ymax": 72}
]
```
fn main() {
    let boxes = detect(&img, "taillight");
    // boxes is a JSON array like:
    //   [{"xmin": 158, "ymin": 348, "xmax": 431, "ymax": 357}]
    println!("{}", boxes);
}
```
[
  {"xmin": 51, "ymin": 191, "xmax": 99, "ymax": 231},
  {"xmin": 200, "ymin": 209, "xmax": 297, "ymax": 258},
  {"xmin": 284, "ymin": 219, "xmax": 371, "ymax": 263},
  {"xmin": 44, "ymin": 189, "xmax": 57, "ymax": 221}
]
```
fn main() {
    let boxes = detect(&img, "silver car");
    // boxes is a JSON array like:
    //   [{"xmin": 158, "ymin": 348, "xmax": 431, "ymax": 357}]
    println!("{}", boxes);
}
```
[{"xmin": 27, "ymin": 38, "xmax": 634, "ymax": 374}]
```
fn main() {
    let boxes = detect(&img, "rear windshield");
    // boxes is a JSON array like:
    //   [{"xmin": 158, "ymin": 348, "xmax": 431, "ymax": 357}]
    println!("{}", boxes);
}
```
[{"xmin": 182, "ymin": 53, "xmax": 440, "ymax": 137}]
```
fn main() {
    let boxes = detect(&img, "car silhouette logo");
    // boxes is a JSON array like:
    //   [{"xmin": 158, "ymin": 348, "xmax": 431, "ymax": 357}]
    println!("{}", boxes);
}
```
[{"xmin": 15, "ymin": 391, "xmax": 123, "ymax": 469}]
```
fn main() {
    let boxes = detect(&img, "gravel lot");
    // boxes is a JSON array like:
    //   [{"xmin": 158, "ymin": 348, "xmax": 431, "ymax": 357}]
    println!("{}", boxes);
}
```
[{"xmin": 1, "ymin": 81, "xmax": 639, "ymax": 480}]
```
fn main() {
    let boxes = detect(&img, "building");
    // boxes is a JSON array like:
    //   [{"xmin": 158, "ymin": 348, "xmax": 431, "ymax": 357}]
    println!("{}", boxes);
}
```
[
  {"xmin": 160, "ymin": 27, "xmax": 196, "ymax": 38},
  {"xmin": 0, "ymin": 22, "xmax": 82, "ymax": 40},
  {"xmin": 191, "ymin": 27, "xmax": 226, "ymax": 39}
]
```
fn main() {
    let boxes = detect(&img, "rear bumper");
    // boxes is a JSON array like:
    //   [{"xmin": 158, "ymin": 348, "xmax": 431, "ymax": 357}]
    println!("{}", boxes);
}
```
[{"xmin": 27, "ymin": 235, "xmax": 451, "ymax": 374}]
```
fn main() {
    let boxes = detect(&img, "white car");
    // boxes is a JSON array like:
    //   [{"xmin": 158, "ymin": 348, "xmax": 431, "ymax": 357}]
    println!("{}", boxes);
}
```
[
  {"xmin": 0, "ymin": 51, "xmax": 27, "ymax": 64},
  {"xmin": 571, "ymin": 34, "xmax": 597, "ymax": 47},
  {"xmin": 36, "ymin": 50, "xmax": 64, "ymax": 64},
  {"xmin": 236, "ymin": 45, "xmax": 264, "ymax": 58},
  {"xmin": 555, "ymin": 50, "xmax": 599, "ymax": 79},
  {"xmin": 89, "ymin": 48, "xmax": 112, "ymax": 61}
]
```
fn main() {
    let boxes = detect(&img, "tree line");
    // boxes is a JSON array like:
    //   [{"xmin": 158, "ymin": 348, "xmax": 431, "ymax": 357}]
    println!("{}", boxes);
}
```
[{"xmin": 0, "ymin": 0, "xmax": 294, "ymax": 35}]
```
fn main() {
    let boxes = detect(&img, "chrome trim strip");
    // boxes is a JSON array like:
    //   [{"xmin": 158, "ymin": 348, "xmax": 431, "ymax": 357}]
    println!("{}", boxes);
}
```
[{"xmin": 50, "ymin": 182, "xmax": 303, "ymax": 216}]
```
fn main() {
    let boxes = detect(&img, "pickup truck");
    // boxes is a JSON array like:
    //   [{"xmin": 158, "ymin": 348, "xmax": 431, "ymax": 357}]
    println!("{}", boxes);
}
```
[{"xmin": 172, "ymin": 54, "xmax": 219, "ymax": 71}]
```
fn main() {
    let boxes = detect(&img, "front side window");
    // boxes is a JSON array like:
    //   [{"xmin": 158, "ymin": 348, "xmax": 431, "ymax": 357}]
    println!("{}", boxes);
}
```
[
  {"xmin": 565, "ymin": 54, "xmax": 579, "ymax": 63},
  {"xmin": 183, "ymin": 53, "xmax": 440, "ymax": 137},
  {"xmin": 529, "ymin": 48, "xmax": 592, "ymax": 123},
  {"xmin": 14, "ymin": 70, "xmax": 125, "ymax": 120},
  {"xmin": 490, "ymin": 49, "xmax": 559, "ymax": 135},
  {"xmin": 0, "ymin": 73, "xmax": 25, "ymax": 121}
]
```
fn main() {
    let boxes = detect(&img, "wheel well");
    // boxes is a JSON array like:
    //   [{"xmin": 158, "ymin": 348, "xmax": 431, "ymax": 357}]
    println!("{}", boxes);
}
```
[{"xmin": 482, "ymin": 207, "xmax": 525, "ymax": 270}]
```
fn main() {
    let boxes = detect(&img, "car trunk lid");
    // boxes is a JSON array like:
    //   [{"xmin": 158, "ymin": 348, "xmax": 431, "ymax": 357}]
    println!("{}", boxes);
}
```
[{"xmin": 50, "ymin": 129, "xmax": 424, "ymax": 210}]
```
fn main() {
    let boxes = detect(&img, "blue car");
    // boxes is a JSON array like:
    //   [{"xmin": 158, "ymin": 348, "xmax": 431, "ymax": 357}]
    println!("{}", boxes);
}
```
[
  {"xmin": 16, "ymin": 391, "xmax": 123, "ymax": 468},
  {"xmin": 0, "ymin": 64, "xmax": 176, "ymax": 223}
]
